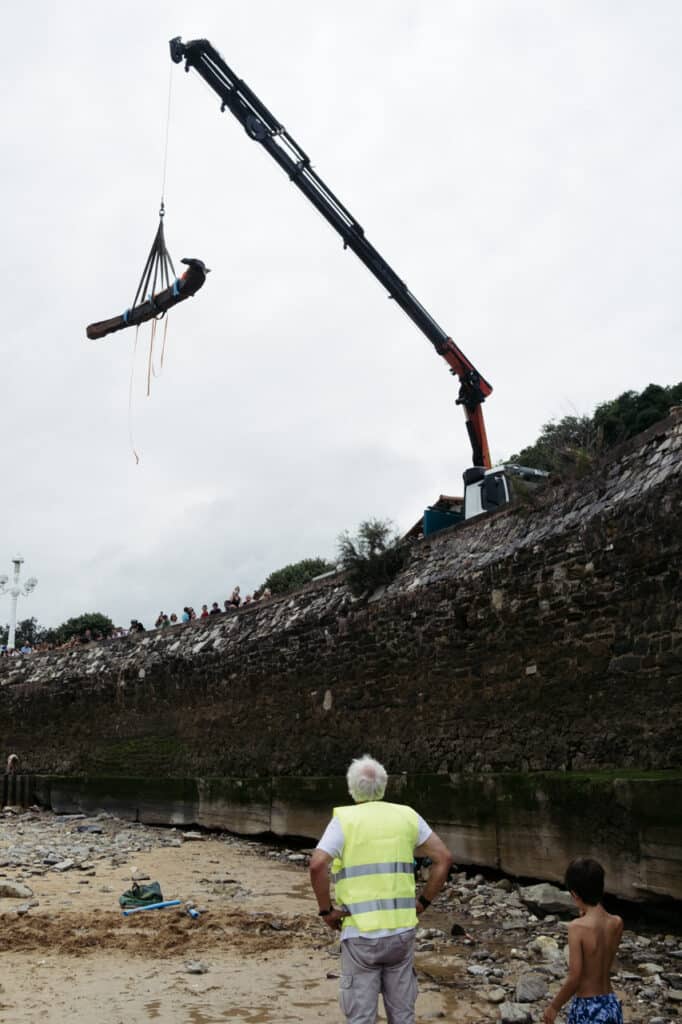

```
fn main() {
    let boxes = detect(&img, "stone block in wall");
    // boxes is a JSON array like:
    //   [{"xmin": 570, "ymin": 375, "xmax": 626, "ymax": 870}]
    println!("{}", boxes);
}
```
[
  {"xmin": 47, "ymin": 775, "xmax": 199, "ymax": 826},
  {"xmin": 270, "ymin": 775, "xmax": 347, "ymax": 838},
  {"xmin": 392, "ymin": 772, "xmax": 499, "ymax": 867},
  {"xmin": 494, "ymin": 773, "xmax": 682, "ymax": 901},
  {"xmin": 197, "ymin": 776, "xmax": 271, "ymax": 834},
  {"xmin": 624, "ymin": 776, "xmax": 682, "ymax": 900}
]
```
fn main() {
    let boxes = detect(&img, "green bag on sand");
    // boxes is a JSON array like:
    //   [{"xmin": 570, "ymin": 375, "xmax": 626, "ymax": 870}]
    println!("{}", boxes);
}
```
[{"xmin": 119, "ymin": 881, "xmax": 164, "ymax": 908}]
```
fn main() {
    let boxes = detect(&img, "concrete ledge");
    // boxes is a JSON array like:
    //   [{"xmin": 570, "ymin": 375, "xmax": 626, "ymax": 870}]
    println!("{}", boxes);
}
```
[{"xmin": 28, "ymin": 769, "xmax": 682, "ymax": 902}]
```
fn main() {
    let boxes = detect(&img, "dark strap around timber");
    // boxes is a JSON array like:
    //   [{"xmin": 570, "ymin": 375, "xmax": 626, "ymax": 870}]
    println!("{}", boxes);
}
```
[{"xmin": 86, "ymin": 262, "xmax": 208, "ymax": 341}]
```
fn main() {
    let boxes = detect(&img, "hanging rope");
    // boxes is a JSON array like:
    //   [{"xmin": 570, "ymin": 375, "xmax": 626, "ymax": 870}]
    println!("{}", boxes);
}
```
[
  {"xmin": 128, "ymin": 327, "xmax": 141, "ymax": 465},
  {"xmin": 146, "ymin": 317, "xmax": 157, "ymax": 397},
  {"xmin": 152, "ymin": 315, "xmax": 170, "ymax": 379},
  {"xmin": 130, "ymin": 208, "xmax": 176, "ymax": 311}
]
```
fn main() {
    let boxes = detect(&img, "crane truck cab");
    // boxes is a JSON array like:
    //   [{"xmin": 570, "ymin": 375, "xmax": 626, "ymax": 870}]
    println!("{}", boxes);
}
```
[{"xmin": 463, "ymin": 464, "xmax": 549, "ymax": 521}]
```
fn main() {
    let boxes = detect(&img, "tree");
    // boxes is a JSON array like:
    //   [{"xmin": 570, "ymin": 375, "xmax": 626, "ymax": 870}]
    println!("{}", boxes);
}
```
[
  {"xmin": 259, "ymin": 557, "xmax": 336, "ymax": 597},
  {"xmin": 593, "ymin": 382, "xmax": 682, "ymax": 447},
  {"xmin": 0, "ymin": 617, "xmax": 46, "ymax": 648},
  {"xmin": 337, "ymin": 518, "xmax": 407, "ymax": 597},
  {"xmin": 509, "ymin": 414, "xmax": 597, "ymax": 474},
  {"xmin": 46, "ymin": 612, "xmax": 115, "ymax": 645},
  {"xmin": 508, "ymin": 382, "xmax": 682, "ymax": 474}
]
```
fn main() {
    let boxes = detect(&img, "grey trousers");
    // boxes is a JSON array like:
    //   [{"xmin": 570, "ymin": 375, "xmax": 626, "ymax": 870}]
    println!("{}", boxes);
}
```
[{"xmin": 339, "ymin": 930, "xmax": 418, "ymax": 1024}]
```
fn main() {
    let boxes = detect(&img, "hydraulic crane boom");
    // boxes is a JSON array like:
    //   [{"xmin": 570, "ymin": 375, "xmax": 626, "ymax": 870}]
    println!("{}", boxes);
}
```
[{"xmin": 170, "ymin": 37, "xmax": 493, "ymax": 469}]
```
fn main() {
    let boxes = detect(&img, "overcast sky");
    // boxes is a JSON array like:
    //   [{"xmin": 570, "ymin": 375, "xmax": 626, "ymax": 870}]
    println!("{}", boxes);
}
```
[{"xmin": 1, "ymin": 1, "xmax": 680, "ymax": 630}]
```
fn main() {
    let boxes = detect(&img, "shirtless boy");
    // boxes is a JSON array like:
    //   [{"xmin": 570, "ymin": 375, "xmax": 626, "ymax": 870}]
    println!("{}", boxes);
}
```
[{"xmin": 543, "ymin": 858, "xmax": 624, "ymax": 1024}]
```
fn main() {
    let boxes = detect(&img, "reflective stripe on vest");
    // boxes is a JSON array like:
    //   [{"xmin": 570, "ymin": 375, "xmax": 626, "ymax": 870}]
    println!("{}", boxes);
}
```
[
  {"xmin": 332, "ymin": 802, "xmax": 418, "ymax": 933},
  {"xmin": 342, "ymin": 896, "xmax": 416, "ymax": 915},
  {"xmin": 333, "ymin": 861, "xmax": 415, "ymax": 882}
]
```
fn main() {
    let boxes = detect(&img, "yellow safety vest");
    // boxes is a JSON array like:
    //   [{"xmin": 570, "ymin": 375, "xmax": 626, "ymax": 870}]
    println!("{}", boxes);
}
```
[{"xmin": 332, "ymin": 801, "xmax": 418, "ymax": 932}]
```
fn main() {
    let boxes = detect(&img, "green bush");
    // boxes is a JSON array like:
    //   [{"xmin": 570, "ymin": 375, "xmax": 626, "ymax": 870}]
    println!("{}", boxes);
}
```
[
  {"xmin": 337, "ymin": 519, "xmax": 408, "ymax": 597},
  {"xmin": 259, "ymin": 557, "xmax": 336, "ymax": 597}
]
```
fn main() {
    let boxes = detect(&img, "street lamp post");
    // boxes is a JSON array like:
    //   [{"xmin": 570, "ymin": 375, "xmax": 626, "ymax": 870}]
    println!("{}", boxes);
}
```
[{"xmin": 0, "ymin": 556, "xmax": 38, "ymax": 650}]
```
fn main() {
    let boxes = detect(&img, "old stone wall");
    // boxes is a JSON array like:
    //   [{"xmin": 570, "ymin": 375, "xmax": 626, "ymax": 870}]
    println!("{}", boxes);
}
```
[{"xmin": 1, "ymin": 412, "xmax": 680, "ymax": 780}]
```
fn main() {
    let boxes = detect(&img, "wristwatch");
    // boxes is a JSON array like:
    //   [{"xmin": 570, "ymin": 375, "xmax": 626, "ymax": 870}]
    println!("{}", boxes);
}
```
[
  {"xmin": 418, "ymin": 895, "xmax": 431, "ymax": 909},
  {"xmin": 318, "ymin": 907, "xmax": 334, "ymax": 917}
]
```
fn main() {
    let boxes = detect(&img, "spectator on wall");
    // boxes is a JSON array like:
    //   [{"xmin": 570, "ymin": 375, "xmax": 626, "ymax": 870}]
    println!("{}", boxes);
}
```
[
  {"xmin": 210, "ymin": 602, "xmax": 221, "ymax": 615},
  {"xmin": 229, "ymin": 587, "xmax": 241, "ymax": 608},
  {"xmin": 200, "ymin": 604, "xmax": 209, "ymax": 620}
]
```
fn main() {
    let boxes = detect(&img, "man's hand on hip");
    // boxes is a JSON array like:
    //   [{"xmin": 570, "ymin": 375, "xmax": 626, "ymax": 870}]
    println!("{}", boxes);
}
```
[{"xmin": 322, "ymin": 907, "xmax": 348, "ymax": 931}]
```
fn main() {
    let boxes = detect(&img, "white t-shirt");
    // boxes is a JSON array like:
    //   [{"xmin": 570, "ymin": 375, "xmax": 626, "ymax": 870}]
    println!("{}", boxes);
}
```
[{"xmin": 316, "ymin": 808, "xmax": 432, "ymax": 940}]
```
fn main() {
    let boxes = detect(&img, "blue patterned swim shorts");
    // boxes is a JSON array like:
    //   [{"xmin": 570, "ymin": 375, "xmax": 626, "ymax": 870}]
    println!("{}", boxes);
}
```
[{"xmin": 567, "ymin": 994, "xmax": 623, "ymax": 1024}]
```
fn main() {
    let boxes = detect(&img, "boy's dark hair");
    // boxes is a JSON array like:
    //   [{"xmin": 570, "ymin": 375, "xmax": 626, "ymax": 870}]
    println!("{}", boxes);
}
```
[{"xmin": 565, "ymin": 857, "xmax": 605, "ymax": 905}]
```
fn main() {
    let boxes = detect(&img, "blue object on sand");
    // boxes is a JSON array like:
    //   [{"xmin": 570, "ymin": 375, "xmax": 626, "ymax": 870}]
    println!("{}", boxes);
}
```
[{"xmin": 122, "ymin": 899, "xmax": 182, "ymax": 916}]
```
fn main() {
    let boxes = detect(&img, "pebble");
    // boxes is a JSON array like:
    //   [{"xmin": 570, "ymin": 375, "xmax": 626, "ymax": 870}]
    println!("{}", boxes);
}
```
[
  {"xmin": 484, "ymin": 987, "xmax": 507, "ymax": 1004},
  {"xmin": 16, "ymin": 899, "xmax": 39, "ymax": 915},
  {"xmin": 518, "ymin": 883, "xmax": 574, "ymax": 915},
  {"xmin": 528, "ymin": 936, "xmax": 561, "ymax": 962},
  {"xmin": 417, "ymin": 928, "xmax": 446, "ymax": 941},
  {"xmin": 182, "ymin": 832, "xmax": 205, "ymax": 841},
  {"xmin": 184, "ymin": 960, "xmax": 209, "ymax": 974},
  {"xmin": 515, "ymin": 973, "xmax": 548, "ymax": 1002},
  {"xmin": 499, "ymin": 1001, "xmax": 532, "ymax": 1024},
  {"xmin": 0, "ymin": 881, "xmax": 33, "ymax": 898}
]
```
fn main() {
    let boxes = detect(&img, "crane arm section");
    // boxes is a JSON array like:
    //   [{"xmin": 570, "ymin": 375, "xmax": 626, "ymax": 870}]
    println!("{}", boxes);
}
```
[{"xmin": 170, "ymin": 37, "xmax": 493, "ymax": 468}]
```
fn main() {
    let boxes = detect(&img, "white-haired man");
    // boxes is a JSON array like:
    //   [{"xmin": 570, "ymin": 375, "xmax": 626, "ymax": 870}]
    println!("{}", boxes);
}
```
[{"xmin": 309, "ymin": 754, "xmax": 453, "ymax": 1024}]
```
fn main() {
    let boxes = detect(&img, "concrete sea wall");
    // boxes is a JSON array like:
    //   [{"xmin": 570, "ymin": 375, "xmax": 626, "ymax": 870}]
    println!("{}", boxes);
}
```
[
  {"xmin": 1, "ymin": 412, "xmax": 681, "ymax": 900},
  {"xmin": 18, "ymin": 769, "xmax": 681, "ymax": 902}
]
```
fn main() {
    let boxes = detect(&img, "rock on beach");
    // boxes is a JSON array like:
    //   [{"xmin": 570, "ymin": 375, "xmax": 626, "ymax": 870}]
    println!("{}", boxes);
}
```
[{"xmin": 0, "ymin": 881, "xmax": 33, "ymax": 899}]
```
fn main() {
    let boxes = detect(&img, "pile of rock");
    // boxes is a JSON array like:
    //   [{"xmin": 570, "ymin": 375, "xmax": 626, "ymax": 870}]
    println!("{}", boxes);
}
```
[{"xmin": 414, "ymin": 871, "xmax": 682, "ymax": 1023}]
